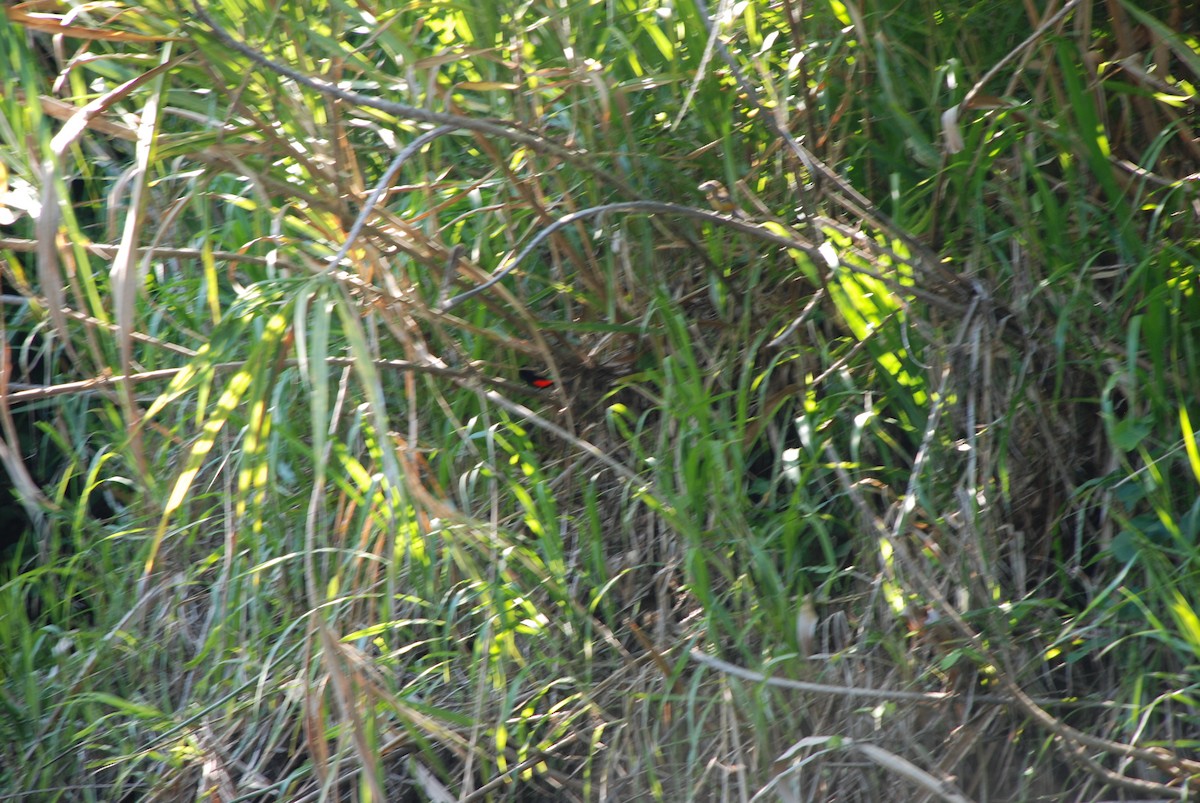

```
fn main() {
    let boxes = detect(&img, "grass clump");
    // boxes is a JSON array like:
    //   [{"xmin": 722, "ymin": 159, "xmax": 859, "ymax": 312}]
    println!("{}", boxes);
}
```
[{"xmin": 0, "ymin": 0, "xmax": 1197, "ymax": 800}]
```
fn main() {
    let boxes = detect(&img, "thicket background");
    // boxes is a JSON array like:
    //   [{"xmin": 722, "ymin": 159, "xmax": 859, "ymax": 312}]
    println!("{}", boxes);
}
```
[{"xmin": 1, "ymin": 0, "xmax": 1198, "ymax": 800}]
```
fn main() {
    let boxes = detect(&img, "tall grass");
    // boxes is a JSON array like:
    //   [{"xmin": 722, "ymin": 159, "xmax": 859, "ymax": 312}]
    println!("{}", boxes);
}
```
[{"xmin": 1, "ymin": 0, "xmax": 1197, "ymax": 799}]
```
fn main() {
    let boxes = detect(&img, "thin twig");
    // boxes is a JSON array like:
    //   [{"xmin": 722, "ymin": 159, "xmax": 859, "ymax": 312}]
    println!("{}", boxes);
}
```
[
  {"xmin": 189, "ymin": 5, "xmax": 641, "ymax": 199},
  {"xmin": 689, "ymin": 649, "xmax": 1100, "ymax": 709},
  {"xmin": 440, "ymin": 200, "xmax": 822, "ymax": 310}
]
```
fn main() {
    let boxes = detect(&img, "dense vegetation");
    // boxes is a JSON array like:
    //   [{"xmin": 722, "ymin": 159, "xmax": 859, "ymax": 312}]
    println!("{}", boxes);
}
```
[{"xmin": 1, "ymin": 0, "xmax": 1197, "ymax": 800}]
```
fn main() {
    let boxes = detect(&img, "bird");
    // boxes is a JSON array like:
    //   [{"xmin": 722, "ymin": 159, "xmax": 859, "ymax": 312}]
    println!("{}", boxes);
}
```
[
  {"xmin": 697, "ymin": 180, "xmax": 742, "ymax": 217},
  {"xmin": 518, "ymin": 368, "xmax": 554, "ymax": 389}
]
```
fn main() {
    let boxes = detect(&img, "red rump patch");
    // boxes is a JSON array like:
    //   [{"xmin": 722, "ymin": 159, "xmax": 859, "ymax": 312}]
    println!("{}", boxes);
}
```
[{"xmin": 519, "ymin": 369, "xmax": 554, "ymax": 389}]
